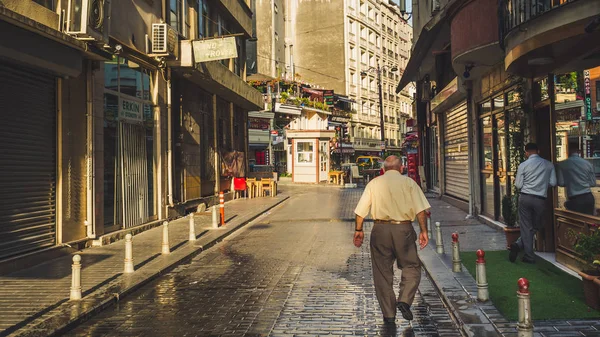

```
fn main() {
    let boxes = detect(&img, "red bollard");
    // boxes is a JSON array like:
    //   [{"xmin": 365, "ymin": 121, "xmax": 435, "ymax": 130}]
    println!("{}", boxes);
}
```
[
  {"xmin": 476, "ymin": 250, "xmax": 489, "ymax": 301},
  {"xmin": 451, "ymin": 233, "xmax": 461, "ymax": 272},
  {"xmin": 517, "ymin": 278, "xmax": 533, "ymax": 337},
  {"xmin": 219, "ymin": 191, "xmax": 225, "ymax": 226}
]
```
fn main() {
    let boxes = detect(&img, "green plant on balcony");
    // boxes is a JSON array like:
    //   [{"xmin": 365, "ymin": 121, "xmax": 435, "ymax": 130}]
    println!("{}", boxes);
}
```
[{"xmin": 280, "ymin": 91, "xmax": 289, "ymax": 103}]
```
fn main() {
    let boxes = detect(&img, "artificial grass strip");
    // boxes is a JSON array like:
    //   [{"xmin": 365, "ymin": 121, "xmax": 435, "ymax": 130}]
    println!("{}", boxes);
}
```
[{"xmin": 462, "ymin": 251, "xmax": 600, "ymax": 321}]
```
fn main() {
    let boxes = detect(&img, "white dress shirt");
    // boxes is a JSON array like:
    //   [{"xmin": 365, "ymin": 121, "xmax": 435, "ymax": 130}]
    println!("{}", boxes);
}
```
[
  {"xmin": 557, "ymin": 154, "xmax": 596, "ymax": 198},
  {"xmin": 515, "ymin": 154, "xmax": 557, "ymax": 198}
]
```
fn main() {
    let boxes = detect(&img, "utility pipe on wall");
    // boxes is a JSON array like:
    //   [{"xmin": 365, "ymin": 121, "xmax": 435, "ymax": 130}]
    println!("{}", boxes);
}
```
[
  {"xmin": 167, "ymin": 68, "xmax": 174, "ymax": 208},
  {"xmin": 86, "ymin": 62, "xmax": 95, "ymax": 238}
]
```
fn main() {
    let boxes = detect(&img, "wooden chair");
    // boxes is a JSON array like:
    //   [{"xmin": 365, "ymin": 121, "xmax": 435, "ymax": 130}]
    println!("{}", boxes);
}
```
[
  {"xmin": 246, "ymin": 178, "xmax": 257, "ymax": 199},
  {"xmin": 260, "ymin": 178, "xmax": 272, "ymax": 197}
]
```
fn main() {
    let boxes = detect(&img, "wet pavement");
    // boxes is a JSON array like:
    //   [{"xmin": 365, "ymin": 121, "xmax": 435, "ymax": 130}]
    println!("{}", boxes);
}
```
[{"xmin": 64, "ymin": 186, "xmax": 462, "ymax": 337}]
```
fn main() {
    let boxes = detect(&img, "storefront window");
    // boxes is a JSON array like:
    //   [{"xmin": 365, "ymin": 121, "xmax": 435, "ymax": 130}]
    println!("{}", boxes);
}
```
[
  {"xmin": 554, "ymin": 69, "xmax": 600, "ymax": 216},
  {"xmin": 103, "ymin": 57, "xmax": 156, "ymax": 229},
  {"xmin": 296, "ymin": 141, "xmax": 314, "ymax": 163}
]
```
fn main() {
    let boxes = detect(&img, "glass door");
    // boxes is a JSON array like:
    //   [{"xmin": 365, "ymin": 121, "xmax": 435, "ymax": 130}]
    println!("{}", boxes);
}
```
[
  {"xmin": 319, "ymin": 141, "xmax": 329, "ymax": 182},
  {"xmin": 480, "ymin": 115, "xmax": 495, "ymax": 218}
]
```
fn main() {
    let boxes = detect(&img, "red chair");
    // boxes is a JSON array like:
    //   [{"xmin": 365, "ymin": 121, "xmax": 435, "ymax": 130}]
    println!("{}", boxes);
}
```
[{"xmin": 233, "ymin": 178, "xmax": 247, "ymax": 199}]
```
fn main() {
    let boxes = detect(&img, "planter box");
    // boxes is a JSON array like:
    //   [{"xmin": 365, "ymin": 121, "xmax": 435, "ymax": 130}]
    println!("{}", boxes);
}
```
[
  {"xmin": 583, "ymin": 271, "xmax": 600, "ymax": 310},
  {"xmin": 504, "ymin": 227, "xmax": 521, "ymax": 250}
]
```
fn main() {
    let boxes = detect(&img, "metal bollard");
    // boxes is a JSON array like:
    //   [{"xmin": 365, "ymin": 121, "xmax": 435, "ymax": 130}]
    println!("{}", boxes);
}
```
[
  {"xmin": 188, "ymin": 213, "xmax": 196, "ymax": 241},
  {"xmin": 435, "ymin": 222, "xmax": 445, "ymax": 254},
  {"xmin": 451, "ymin": 233, "xmax": 462, "ymax": 272},
  {"xmin": 124, "ymin": 234, "xmax": 134, "ymax": 273},
  {"xmin": 219, "ymin": 191, "xmax": 225, "ymax": 226},
  {"xmin": 161, "ymin": 221, "xmax": 170, "ymax": 255},
  {"xmin": 476, "ymin": 249, "xmax": 489, "ymax": 301},
  {"xmin": 70, "ymin": 255, "xmax": 82, "ymax": 300},
  {"xmin": 211, "ymin": 205, "xmax": 219, "ymax": 229},
  {"xmin": 517, "ymin": 278, "xmax": 533, "ymax": 337},
  {"xmin": 426, "ymin": 211, "xmax": 432, "ymax": 239}
]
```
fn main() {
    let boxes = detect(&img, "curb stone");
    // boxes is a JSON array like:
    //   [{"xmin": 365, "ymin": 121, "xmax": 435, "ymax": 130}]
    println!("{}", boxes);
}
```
[{"xmin": 8, "ymin": 196, "xmax": 290, "ymax": 337}]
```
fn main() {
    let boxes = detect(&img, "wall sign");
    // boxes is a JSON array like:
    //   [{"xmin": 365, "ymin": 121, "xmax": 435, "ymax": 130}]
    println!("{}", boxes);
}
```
[
  {"xmin": 119, "ymin": 97, "xmax": 143, "ymax": 122},
  {"xmin": 192, "ymin": 37, "xmax": 238, "ymax": 63},
  {"xmin": 585, "ymin": 70, "xmax": 592, "ymax": 120},
  {"xmin": 248, "ymin": 117, "xmax": 270, "ymax": 130}
]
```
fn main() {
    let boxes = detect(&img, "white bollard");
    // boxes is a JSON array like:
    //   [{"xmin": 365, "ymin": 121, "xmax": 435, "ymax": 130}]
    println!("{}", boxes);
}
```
[
  {"xmin": 211, "ymin": 205, "xmax": 219, "ymax": 229},
  {"xmin": 189, "ymin": 213, "xmax": 196, "ymax": 241},
  {"xmin": 435, "ymin": 222, "xmax": 445, "ymax": 254},
  {"xmin": 426, "ymin": 211, "xmax": 432, "ymax": 239},
  {"xmin": 517, "ymin": 278, "xmax": 533, "ymax": 337},
  {"xmin": 70, "ymin": 255, "xmax": 82, "ymax": 300},
  {"xmin": 162, "ymin": 221, "xmax": 170, "ymax": 255},
  {"xmin": 124, "ymin": 234, "xmax": 134, "ymax": 273},
  {"xmin": 476, "ymin": 249, "xmax": 489, "ymax": 301},
  {"xmin": 451, "ymin": 233, "xmax": 462, "ymax": 272}
]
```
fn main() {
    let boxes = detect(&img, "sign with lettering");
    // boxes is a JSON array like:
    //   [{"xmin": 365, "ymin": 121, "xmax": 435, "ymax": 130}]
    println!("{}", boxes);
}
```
[
  {"xmin": 192, "ymin": 37, "xmax": 238, "ymax": 63},
  {"xmin": 248, "ymin": 117, "xmax": 270, "ymax": 130},
  {"xmin": 585, "ymin": 70, "xmax": 592, "ymax": 120},
  {"xmin": 119, "ymin": 97, "xmax": 143, "ymax": 122}
]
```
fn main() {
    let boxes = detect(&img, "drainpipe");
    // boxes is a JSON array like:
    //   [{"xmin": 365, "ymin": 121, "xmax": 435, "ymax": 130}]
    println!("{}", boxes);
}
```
[
  {"xmin": 86, "ymin": 62, "xmax": 95, "ymax": 238},
  {"xmin": 167, "ymin": 68, "xmax": 174, "ymax": 208}
]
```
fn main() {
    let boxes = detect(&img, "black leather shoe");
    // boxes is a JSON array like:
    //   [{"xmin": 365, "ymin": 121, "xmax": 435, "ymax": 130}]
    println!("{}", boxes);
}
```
[
  {"xmin": 509, "ymin": 243, "xmax": 520, "ymax": 263},
  {"xmin": 522, "ymin": 257, "xmax": 535, "ymax": 264},
  {"xmin": 383, "ymin": 317, "xmax": 396, "ymax": 324},
  {"xmin": 396, "ymin": 302, "xmax": 413, "ymax": 321}
]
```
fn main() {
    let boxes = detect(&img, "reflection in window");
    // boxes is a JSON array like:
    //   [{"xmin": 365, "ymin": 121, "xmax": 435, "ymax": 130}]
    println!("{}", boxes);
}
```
[
  {"xmin": 493, "ymin": 96, "xmax": 504, "ymax": 110},
  {"xmin": 508, "ymin": 109, "xmax": 525, "ymax": 173},
  {"xmin": 480, "ymin": 101, "xmax": 492, "ymax": 115},
  {"xmin": 296, "ymin": 141, "xmax": 314, "ymax": 163},
  {"xmin": 481, "ymin": 116, "xmax": 493, "ymax": 169},
  {"xmin": 496, "ymin": 114, "xmax": 506, "ymax": 173}
]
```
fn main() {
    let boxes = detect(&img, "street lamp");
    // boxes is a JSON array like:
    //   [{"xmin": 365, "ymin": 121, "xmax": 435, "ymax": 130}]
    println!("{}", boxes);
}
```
[{"xmin": 361, "ymin": 64, "xmax": 398, "ymax": 158}]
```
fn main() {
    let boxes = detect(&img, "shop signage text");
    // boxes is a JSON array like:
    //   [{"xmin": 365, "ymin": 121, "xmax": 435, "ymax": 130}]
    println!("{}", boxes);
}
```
[
  {"xmin": 556, "ymin": 107, "xmax": 583, "ymax": 122},
  {"xmin": 192, "ymin": 37, "xmax": 238, "ymax": 63},
  {"xmin": 119, "ymin": 98, "xmax": 143, "ymax": 122},
  {"xmin": 248, "ymin": 117, "xmax": 270, "ymax": 130},
  {"xmin": 585, "ymin": 70, "xmax": 592, "ymax": 120}
]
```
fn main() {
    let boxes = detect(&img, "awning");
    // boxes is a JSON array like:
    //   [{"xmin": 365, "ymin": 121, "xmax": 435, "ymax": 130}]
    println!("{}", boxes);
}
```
[
  {"xmin": 336, "ymin": 96, "xmax": 357, "ymax": 104},
  {"xmin": 395, "ymin": 6, "xmax": 453, "ymax": 93}
]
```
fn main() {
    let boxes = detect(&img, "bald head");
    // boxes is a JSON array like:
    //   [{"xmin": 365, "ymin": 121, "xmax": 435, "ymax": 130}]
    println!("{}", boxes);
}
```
[{"xmin": 383, "ymin": 155, "xmax": 402, "ymax": 172}]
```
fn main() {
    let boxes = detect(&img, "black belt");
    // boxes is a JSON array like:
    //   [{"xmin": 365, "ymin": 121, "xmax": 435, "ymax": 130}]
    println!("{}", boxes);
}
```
[
  {"xmin": 520, "ymin": 193, "xmax": 546, "ymax": 200},
  {"xmin": 374, "ymin": 220, "xmax": 412, "ymax": 225}
]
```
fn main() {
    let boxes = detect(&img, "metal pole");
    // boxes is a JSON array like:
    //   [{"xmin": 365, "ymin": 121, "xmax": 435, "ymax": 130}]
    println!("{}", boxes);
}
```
[
  {"xmin": 188, "ymin": 213, "xmax": 196, "ymax": 241},
  {"xmin": 476, "ymin": 249, "xmax": 489, "ymax": 301},
  {"xmin": 212, "ymin": 205, "xmax": 219, "ymax": 229},
  {"xmin": 426, "ymin": 211, "xmax": 432, "ymax": 239},
  {"xmin": 124, "ymin": 234, "xmax": 134, "ymax": 273},
  {"xmin": 161, "ymin": 221, "xmax": 170, "ymax": 255},
  {"xmin": 377, "ymin": 63, "xmax": 385, "ymax": 158},
  {"xmin": 451, "ymin": 233, "xmax": 462, "ymax": 272},
  {"xmin": 435, "ymin": 222, "xmax": 445, "ymax": 254},
  {"xmin": 517, "ymin": 278, "xmax": 533, "ymax": 337},
  {"xmin": 70, "ymin": 255, "xmax": 82, "ymax": 300}
]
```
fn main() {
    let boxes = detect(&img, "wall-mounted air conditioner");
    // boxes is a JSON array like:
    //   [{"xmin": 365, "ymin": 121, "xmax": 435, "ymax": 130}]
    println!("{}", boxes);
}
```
[
  {"xmin": 64, "ymin": 0, "xmax": 110, "ymax": 44},
  {"xmin": 596, "ymin": 102, "xmax": 600, "ymax": 111},
  {"xmin": 150, "ymin": 23, "xmax": 179, "ymax": 58}
]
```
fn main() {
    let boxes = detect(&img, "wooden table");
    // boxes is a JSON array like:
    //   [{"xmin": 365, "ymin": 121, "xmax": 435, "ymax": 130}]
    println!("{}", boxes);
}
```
[{"xmin": 328, "ymin": 171, "xmax": 345, "ymax": 185}]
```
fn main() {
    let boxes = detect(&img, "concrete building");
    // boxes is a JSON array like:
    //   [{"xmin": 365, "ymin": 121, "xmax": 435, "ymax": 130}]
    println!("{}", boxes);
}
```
[
  {"xmin": 249, "ymin": 0, "xmax": 414, "ymax": 160},
  {"xmin": 398, "ymin": 0, "xmax": 600, "ymax": 273},
  {"xmin": 0, "ymin": 0, "xmax": 261, "ymax": 271}
]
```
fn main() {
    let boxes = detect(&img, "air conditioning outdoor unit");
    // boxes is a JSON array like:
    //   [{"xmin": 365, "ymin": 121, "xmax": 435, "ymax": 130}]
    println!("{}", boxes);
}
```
[
  {"xmin": 596, "ymin": 102, "xmax": 600, "ymax": 111},
  {"xmin": 151, "ymin": 23, "xmax": 179, "ymax": 58},
  {"xmin": 64, "ymin": 0, "xmax": 110, "ymax": 44}
]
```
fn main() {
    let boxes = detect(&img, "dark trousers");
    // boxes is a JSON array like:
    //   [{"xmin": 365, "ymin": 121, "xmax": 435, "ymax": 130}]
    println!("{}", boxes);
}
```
[
  {"xmin": 565, "ymin": 192, "xmax": 595, "ymax": 216},
  {"xmin": 516, "ymin": 194, "xmax": 547, "ymax": 261},
  {"xmin": 370, "ymin": 223, "xmax": 421, "ymax": 318}
]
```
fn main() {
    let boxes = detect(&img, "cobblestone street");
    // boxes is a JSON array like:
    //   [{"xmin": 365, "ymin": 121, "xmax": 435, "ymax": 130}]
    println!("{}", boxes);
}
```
[{"xmin": 65, "ymin": 186, "xmax": 462, "ymax": 337}]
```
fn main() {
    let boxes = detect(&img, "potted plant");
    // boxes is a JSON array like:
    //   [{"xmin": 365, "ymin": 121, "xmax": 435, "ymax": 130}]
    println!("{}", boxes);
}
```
[
  {"xmin": 502, "ymin": 194, "xmax": 521, "ymax": 249},
  {"xmin": 571, "ymin": 227, "xmax": 600, "ymax": 310}
]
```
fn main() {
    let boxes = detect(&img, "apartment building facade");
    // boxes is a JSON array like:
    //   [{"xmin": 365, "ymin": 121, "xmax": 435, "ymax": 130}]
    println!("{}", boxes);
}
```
[
  {"xmin": 0, "ymin": 0, "xmax": 261, "ymax": 269},
  {"xmin": 249, "ymin": 0, "xmax": 414, "ymax": 161}
]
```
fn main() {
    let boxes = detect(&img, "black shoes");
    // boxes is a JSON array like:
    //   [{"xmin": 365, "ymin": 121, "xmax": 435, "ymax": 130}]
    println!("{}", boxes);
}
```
[
  {"xmin": 397, "ymin": 302, "xmax": 414, "ymax": 321},
  {"xmin": 383, "ymin": 317, "xmax": 396, "ymax": 324},
  {"xmin": 509, "ymin": 243, "xmax": 520, "ymax": 263},
  {"xmin": 522, "ymin": 257, "xmax": 536, "ymax": 264}
]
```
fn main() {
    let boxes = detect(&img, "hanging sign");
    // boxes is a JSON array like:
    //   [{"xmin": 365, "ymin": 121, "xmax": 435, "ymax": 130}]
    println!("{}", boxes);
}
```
[
  {"xmin": 585, "ymin": 70, "xmax": 592, "ymax": 120},
  {"xmin": 119, "ymin": 97, "xmax": 143, "ymax": 122},
  {"xmin": 192, "ymin": 37, "xmax": 238, "ymax": 63}
]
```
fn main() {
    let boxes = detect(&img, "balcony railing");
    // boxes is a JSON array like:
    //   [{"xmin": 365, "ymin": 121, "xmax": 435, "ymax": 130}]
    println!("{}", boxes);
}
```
[{"xmin": 502, "ymin": 0, "xmax": 579, "ymax": 37}]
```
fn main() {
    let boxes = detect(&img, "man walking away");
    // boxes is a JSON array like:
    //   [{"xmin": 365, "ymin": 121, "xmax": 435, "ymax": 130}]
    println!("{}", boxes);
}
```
[
  {"xmin": 557, "ymin": 144, "xmax": 596, "ymax": 215},
  {"xmin": 353, "ymin": 155, "xmax": 430, "ymax": 325},
  {"xmin": 510, "ymin": 143, "xmax": 557, "ymax": 264}
]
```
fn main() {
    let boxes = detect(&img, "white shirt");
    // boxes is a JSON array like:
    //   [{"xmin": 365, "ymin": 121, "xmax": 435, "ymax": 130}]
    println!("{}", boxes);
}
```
[
  {"xmin": 557, "ymin": 154, "xmax": 596, "ymax": 198},
  {"xmin": 515, "ymin": 154, "xmax": 557, "ymax": 198}
]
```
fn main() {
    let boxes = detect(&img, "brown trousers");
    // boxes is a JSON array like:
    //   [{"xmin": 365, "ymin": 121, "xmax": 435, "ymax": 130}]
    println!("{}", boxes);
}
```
[{"xmin": 370, "ymin": 223, "xmax": 421, "ymax": 318}]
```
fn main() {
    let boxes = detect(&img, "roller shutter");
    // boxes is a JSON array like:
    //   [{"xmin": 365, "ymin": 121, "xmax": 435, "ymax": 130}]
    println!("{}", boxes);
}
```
[
  {"xmin": 444, "ymin": 102, "xmax": 469, "ymax": 201},
  {"xmin": 0, "ymin": 63, "xmax": 57, "ymax": 259}
]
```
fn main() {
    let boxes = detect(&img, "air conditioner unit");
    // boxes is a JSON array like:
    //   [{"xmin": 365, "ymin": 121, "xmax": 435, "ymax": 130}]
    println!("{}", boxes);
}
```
[
  {"xmin": 597, "ymin": 102, "xmax": 600, "ymax": 111},
  {"xmin": 151, "ymin": 23, "xmax": 178, "ymax": 58},
  {"xmin": 64, "ymin": 0, "xmax": 110, "ymax": 44}
]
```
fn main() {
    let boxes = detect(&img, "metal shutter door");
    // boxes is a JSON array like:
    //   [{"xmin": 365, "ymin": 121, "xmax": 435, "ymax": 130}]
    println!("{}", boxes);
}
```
[
  {"xmin": 0, "ymin": 63, "xmax": 57, "ymax": 259},
  {"xmin": 444, "ymin": 102, "xmax": 469, "ymax": 201}
]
